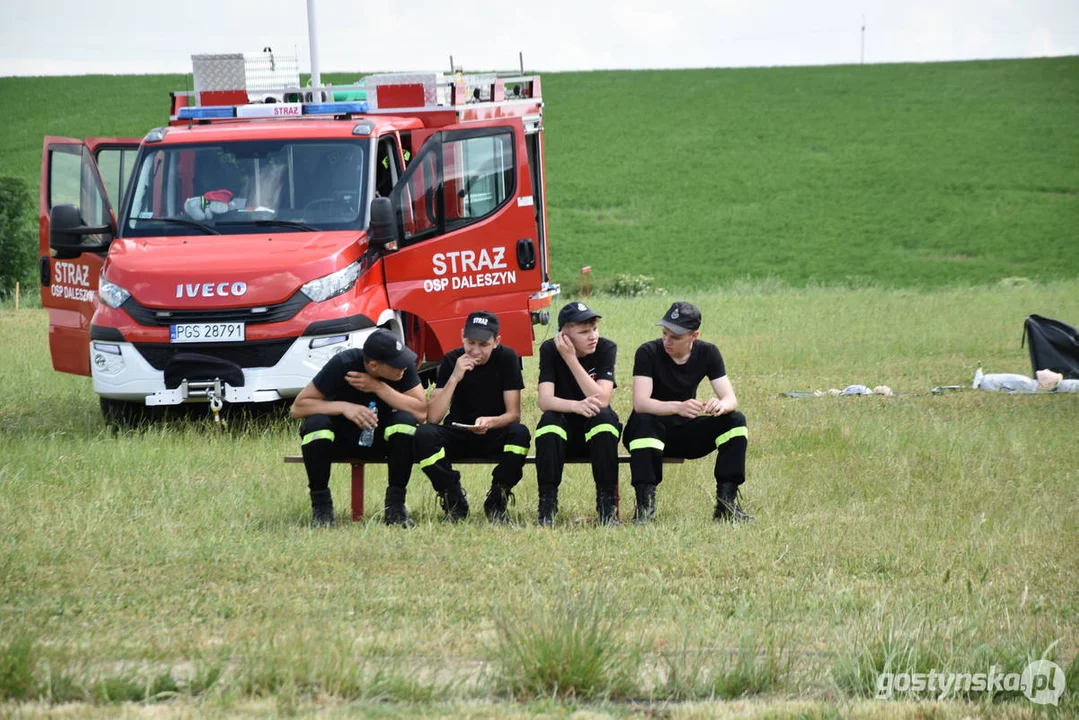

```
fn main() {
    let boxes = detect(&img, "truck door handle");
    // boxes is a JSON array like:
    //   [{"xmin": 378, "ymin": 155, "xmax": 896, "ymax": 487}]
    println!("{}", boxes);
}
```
[
  {"xmin": 40, "ymin": 257, "xmax": 51, "ymax": 287},
  {"xmin": 516, "ymin": 238, "xmax": 536, "ymax": 270}
]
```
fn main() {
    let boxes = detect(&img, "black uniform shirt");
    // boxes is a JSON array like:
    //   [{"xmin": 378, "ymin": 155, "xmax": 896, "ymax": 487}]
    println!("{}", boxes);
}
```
[
  {"xmin": 437, "ymin": 345, "xmax": 525, "ymax": 424},
  {"xmin": 632, "ymin": 339, "xmax": 726, "ymax": 402},
  {"xmin": 311, "ymin": 348, "xmax": 420, "ymax": 408},
  {"xmin": 538, "ymin": 337, "xmax": 617, "ymax": 401}
]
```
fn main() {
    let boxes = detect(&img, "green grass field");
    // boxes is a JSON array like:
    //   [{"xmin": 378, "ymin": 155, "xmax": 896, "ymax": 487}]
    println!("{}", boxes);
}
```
[
  {"xmin": 2, "ymin": 284, "xmax": 1077, "ymax": 716},
  {"xmin": 1, "ymin": 58, "xmax": 1077, "ymax": 292},
  {"xmin": 1, "ymin": 57, "xmax": 1077, "ymax": 715}
]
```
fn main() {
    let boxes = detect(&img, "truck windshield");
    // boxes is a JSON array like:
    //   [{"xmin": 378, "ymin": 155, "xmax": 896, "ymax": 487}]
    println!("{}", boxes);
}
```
[{"xmin": 121, "ymin": 139, "xmax": 369, "ymax": 236}]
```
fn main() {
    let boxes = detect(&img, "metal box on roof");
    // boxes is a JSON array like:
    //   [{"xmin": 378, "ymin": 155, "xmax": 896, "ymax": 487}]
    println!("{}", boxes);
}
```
[{"xmin": 191, "ymin": 52, "xmax": 301, "ymax": 104}]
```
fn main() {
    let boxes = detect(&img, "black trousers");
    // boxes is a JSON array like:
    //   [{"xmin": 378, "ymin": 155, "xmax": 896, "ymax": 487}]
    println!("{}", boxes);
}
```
[
  {"xmin": 414, "ymin": 422, "xmax": 531, "ymax": 492},
  {"xmin": 622, "ymin": 411, "xmax": 747, "ymax": 488},
  {"xmin": 534, "ymin": 407, "xmax": 621, "ymax": 493},
  {"xmin": 298, "ymin": 410, "xmax": 417, "ymax": 494}
]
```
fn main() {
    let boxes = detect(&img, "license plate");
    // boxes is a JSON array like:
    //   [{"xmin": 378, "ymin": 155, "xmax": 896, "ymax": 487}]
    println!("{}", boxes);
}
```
[{"xmin": 169, "ymin": 322, "xmax": 245, "ymax": 343}]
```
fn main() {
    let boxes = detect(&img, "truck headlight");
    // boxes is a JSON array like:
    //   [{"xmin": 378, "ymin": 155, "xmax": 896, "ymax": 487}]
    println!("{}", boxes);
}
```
[
  {"xmin": 98, "ymin": 275, "xmax": 131, "ymax": 309},
  {"xmin": 301, "ymin": 261, "xmax": 361, "ymax": 302}
]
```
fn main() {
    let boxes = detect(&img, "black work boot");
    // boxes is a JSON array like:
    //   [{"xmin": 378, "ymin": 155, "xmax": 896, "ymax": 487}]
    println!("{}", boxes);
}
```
[
  {"xmin": 632, "ymin": 484, "xmax": 656, "ymax": 525},
  {"xmin": 484, "ymin": 482, "xmax": 514, "ymax": 523},
  {"xmin": 596, "ymin": 487, "xmax": 620, "ymax": 526},
  {"xmin": 310, "ymin": 488, "xmax": 335, "ymax": 528},
  {"xmin": 439, "ymin": 482, "xmax": 470, "ymax": 523},
  {"xmin": 384, "ymin": 486, "xmax": 414, "ymax": 528},
  {"xmin": 537, "ymin": 485, "xmax": 559, "ymax": 527},
  {"xmin": 715, "ymin": 482, "xmax": 754, "ymax": 523}
]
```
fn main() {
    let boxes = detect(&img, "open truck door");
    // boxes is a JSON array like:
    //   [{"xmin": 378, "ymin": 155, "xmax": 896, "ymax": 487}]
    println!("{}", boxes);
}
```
[
  {"xmin": 39, "ymin": 137, "xmax": 140, "ymax": 375},
  {"xmin": 381, "ymin": 118, "xmax": 550, "ymax": 360}
]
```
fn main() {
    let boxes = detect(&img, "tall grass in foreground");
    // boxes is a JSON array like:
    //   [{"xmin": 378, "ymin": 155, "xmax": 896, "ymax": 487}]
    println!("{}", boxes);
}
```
[
  {"xmin": 832, "ymin": 617, "xmax": 1055, "ymax": 700},
  {"xmin": 490, "ymin": 588, "xmax": 792, "ymax": 702},
  {"xmin": 0, "ymin": 635, "xmax": 35, "ymax": 700},
  {"xmin": 654, "ymin": 628, "xmax": 792, "ymax": 701},
  {"xmin": 0, "ymin": 635, "xmax": 221, "ymax": 704},
  {"xmin": 492, "ymin": 590, "xmax": 641, "ymax": 700},
  {"xmin": 235, "ymin": 631, "xmax": 463, "ymax": 703}
]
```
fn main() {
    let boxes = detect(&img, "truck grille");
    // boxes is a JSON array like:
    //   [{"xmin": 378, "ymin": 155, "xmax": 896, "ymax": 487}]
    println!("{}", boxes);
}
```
[
  {"xmin": 121, "ymin": 292, "xmax": 310, "ymax": 327},
  {"xmin": 134, "ymin": 339, "xmax": 296, "ymax": 371}
]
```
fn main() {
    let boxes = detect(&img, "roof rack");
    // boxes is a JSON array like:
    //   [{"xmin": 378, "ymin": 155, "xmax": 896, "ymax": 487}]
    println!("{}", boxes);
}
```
[{"xmin": 171, "ymin": 61, "xmax": 542, "ymax": 124}]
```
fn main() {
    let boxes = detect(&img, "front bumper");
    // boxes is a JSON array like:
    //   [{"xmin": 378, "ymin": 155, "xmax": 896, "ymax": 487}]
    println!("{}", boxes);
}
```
[{"xmin": 90, "ymin": 327, "xmax": 381, "ymax": 406}]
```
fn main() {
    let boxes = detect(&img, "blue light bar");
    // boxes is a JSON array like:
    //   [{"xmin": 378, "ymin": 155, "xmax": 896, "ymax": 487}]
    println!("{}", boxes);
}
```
[
  {"xmin": 177, "ymin": 106, "xmax": 236, "ymax": 120},
  {"xmin": 303, "ymin": 101, "xmax": 369, "ymax": 115}
]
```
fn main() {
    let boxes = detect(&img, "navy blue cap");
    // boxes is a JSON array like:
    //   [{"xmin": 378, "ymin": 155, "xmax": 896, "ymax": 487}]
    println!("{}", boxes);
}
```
[
  {"xmin": 463, "ymin": 311, "xmax": 499, "ymax": 341},
  {"xmin": 363, "ymin": 329, "xmax": 417, "ymax": 369},
  {"xmin": 558, "ymin": 301, "xmax": 602, "ymax": 329},
  {"xmin": 657, "ymin": 301, "xmax": 701, "ymax": 334}
]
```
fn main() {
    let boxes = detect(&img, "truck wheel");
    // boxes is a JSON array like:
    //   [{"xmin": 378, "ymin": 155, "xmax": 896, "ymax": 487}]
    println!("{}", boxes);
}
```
[{"xmin": 99, "ymin": 398, "xmax": 146, "ymax": 429}]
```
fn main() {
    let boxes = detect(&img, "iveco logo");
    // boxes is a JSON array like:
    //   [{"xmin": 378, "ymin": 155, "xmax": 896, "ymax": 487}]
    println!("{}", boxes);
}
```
[{"xmin": 176, "ymin": 282, "xmax": 248, "ymax": 299}]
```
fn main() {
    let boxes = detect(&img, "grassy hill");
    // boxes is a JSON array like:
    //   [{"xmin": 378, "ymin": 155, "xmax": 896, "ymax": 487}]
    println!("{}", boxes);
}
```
[{"xmin": 1, "ymin": 58, "xmax": 1076, "ymax": 290}]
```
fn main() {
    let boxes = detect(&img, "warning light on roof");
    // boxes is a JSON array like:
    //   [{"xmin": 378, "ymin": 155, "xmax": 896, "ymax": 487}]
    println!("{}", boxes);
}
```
[
  {"xmin": 175, "ymin": 101, "xmax": 369, "ymax": 121},
  {"xmin": 177, "ymin": 106, "xmax": 236, "ymax": 120},
  {"xmin": 303, "ymin": 102, "xmax": 369, "ymax": 115}
]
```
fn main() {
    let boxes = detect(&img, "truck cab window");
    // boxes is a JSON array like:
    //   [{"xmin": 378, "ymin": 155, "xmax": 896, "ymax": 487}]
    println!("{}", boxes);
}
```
[
  {"xmin": 123, "ymin": 140, "xmax": 369, "ymax": 236},
  {"xmin": 392, "ymin": 129, "xmax": 514, "ymax": 245},
  {"xmin": 375, "ymin": 138, "xmax": 400, "ymax": 198},
  {"xmin": 449, "ymin": 133, "xmax": 513, "ymax": 221}
]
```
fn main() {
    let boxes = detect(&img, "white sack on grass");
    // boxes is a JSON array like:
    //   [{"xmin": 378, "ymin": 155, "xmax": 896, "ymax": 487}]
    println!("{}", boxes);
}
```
[{"xmin": 972, "ymin": 367, "xmax": 1078, "ymax": 393}]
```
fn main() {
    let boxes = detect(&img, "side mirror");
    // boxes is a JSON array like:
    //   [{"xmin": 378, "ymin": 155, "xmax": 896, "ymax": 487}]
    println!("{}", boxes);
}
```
[
  {"xmin": 368, "ymin": 197, "xmax": 398, "ymax": 250},
  {"xmin": 50, "ymin": 204, "xmax": 113, "ymax": 259}
]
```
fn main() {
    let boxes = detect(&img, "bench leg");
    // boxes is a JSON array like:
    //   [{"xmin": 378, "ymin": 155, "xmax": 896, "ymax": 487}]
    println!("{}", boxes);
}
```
[
  {"xmin": 350, "ymin": 462, "xmax": 365, "ymax": 521},
  {"xmin": 615, "ymin": 481, "xmax": 620, "ymax": 521}
]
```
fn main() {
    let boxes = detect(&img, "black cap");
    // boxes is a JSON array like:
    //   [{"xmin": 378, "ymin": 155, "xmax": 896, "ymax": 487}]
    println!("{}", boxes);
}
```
[
  {"xmin": 656, "ymin": 301, "xmax": 701, "ymax": 335},
  {"xmin": 363, "ymin": 328, "xmax": 417, "ymax": 369},
  {"xmin": 463, "ymin": 310, "xmax": 499, "ymax": 341},
  {"xmin": 558, "ymin": 301, "xmax": 602, "ymax": 329}
]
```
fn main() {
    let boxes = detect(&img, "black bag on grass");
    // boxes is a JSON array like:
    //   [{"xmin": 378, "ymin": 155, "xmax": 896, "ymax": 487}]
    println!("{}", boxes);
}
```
[{"xmin": 1023, "ymin": 315, "xmax": 1079, "ymax": 380}]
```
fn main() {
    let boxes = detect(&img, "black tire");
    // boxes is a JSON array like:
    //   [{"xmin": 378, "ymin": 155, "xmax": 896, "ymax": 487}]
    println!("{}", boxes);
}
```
[{"xmin": 99, "ymin": 398, "xmax": 147, "ymax": 429}]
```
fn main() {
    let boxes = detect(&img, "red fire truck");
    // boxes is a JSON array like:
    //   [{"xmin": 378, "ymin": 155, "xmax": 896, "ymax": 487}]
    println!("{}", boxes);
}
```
[{"xmin": 40, "ymin": 68, "xmax": 558, "ymax": 422}]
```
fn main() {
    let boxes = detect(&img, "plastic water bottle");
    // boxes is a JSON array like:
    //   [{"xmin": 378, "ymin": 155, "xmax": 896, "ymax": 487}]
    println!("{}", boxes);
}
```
[{"xmin": 358, "ymin": 401, "xmax": 377, "ymax": 447}]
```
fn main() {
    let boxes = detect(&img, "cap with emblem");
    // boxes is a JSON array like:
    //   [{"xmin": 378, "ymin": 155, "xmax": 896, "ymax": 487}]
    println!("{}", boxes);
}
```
[
  {"xmin": 656, "ymin": 301, "xmax": 702, "ymax": 335},
  {"xmin": 558, "ymin": 301, "xmax": 602, "ymax": 329},
  {"xmin": 463, "ymin": 310, "xmax": 500, "ymax": 341},
  {"xmin": 363, "ymin": 328, "xmax": 417, "ymax": 369}
]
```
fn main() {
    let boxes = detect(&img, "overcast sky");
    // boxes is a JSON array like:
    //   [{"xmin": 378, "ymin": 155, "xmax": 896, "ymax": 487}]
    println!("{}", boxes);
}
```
[{"xmin": 1, "ymin": 0, "xmax": 1076, "ymax": 77}]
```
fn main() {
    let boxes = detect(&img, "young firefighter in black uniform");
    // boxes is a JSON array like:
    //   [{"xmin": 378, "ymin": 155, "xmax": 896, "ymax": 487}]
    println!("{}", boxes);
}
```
[
  {"xmin": 415, "ymin": 311, "xmax": 531, "ymax": 522},
  {"xmin": 291, "ymin": 329, "xmax": 426, "ymax": 527},
  {"xmin": 535, "ymin": 301, "xmax": 622, "ymax": 526},
  {"xmin": 623, "ymin": 302, "xmax": 752, "ymax": 523}
]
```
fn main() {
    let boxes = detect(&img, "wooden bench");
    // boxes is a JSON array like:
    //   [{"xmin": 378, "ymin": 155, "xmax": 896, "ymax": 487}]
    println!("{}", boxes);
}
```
[{"xmin": 283, "ymin": 455, "xmax": 683, "ymax": 521}]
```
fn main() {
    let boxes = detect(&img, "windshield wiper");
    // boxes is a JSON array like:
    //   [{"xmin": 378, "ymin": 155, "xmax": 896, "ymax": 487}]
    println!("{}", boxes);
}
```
[
  {"xmin": 148, "ymin": 217, "xmax": 222, "ymax": 235},
  {"xmin": 217, "ymin": 219, "xmax": 321, "ymax": 232}
]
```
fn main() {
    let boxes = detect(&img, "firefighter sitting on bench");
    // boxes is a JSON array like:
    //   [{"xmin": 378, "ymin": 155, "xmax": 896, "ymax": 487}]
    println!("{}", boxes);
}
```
[
  {"xmin": 534, "ymin": 301, "xmax": 622, "ymax": 526},
  {"xmin": 290, "ymin": 329, "xmax": 426, "ymax": 527},
  {"xmin": 622, "ymin": 301, "xmax": 752, "ymax": 523},
  {"xmin": 415, "ymin": 311, "xmax": 531, "ymax": 522}
]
